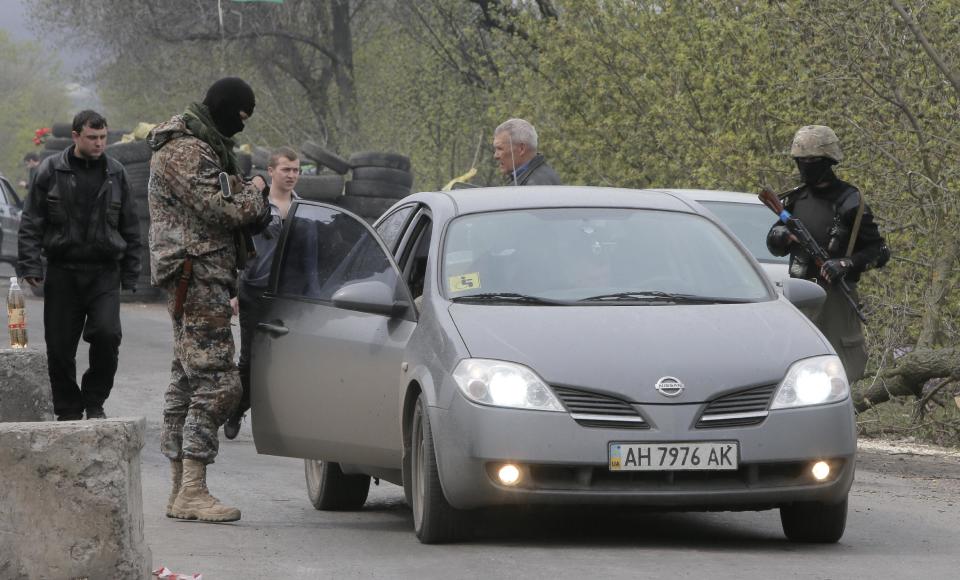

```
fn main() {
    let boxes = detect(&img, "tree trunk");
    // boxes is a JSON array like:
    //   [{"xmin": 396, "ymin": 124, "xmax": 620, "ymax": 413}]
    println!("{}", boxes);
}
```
[
  {"xmin": 854, "ymin": 347, "xmax": 960, "ymax": 412},
  {"xmin": 331, "ymin": 0, "xmax": 358, "ymax": 145}
]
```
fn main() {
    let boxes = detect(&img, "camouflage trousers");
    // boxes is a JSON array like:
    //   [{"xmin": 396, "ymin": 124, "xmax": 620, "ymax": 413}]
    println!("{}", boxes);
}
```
[{"xmin": 160, "ymin": 273, "xmax": 240, "ymax": 464}]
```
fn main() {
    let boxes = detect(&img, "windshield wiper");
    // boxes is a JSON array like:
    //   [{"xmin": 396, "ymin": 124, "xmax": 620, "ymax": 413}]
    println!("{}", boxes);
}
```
[
  {"xmin": 579, "ymin": 291, "xmax": 750, "ymax": 304},
  {"xmin": 451, "ymin": 292, "xmax": 566, "ymax": 305}
]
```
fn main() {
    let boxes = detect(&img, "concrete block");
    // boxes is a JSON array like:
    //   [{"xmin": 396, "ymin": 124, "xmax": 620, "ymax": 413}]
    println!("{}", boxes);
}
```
[
  {"xmin": 0, "ymin": 417, "xmax": 152, "ymax": 579},
  {"xmin": 0, "ymin": 349, "xmax": 53, "ymax": 422}
]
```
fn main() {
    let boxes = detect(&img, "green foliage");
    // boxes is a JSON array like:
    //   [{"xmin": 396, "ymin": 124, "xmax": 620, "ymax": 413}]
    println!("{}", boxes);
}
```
[
  {"xmin": 352, "ymin": 2, "xmax": 501, "ymax": 190},
  {"xmin": 24, "ymin": 0, "xmax": 959, "ymax": 432},
  {"xmin": 0, "ymin": 31, "xmax": 69, "ymax": 189},
  {"xmin": 492, "ymin": 0, "xmax": 960, "ymax": 363}
]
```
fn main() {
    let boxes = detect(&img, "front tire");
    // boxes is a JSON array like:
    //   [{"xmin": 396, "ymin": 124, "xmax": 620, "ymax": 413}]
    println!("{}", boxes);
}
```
[
  {"xmin": 780, "ymin": 497, "xmax": 848, "ymax": 543},
  {"xmin": 409, "ymin": 394, "xmax": 463, "ymax": 543},
  {"xmin": 304, "ymin": 459, "xmax": 370, "ymax": 511}
]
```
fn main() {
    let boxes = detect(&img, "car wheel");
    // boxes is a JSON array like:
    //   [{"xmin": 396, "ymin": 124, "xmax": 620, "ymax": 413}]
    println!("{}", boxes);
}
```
[
  {"xmin": 409, "ymin": 394, "xmax": 463, "ymax": 543},
  {"xmin": 304, "ymin": 458, "xmax": 370, "ymax": 511},
  {"xmin": 780, "ymin": 497, "xmax": 848, "ymax": 543}
]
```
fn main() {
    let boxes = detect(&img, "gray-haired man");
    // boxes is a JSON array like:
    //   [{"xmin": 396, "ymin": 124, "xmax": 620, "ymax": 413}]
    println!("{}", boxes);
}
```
[{"xmin": 492, "ymin": 118, "xmax": 562, "ymax": 186}]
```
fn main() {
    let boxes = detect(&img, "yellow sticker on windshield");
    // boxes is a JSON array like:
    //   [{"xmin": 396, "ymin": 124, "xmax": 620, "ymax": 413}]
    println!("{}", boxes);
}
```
[{"xmin": 449, "ymin": 272, "xmax": 481, "ymax": 292}]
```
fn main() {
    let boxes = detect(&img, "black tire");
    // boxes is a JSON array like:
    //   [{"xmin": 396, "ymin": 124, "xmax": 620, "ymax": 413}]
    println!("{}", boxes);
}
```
[
  {"xmin": 336, "ymin": 195, "xmax": 398, "ymax": 220},
  {"xmin": 44, "ymin": 137, "xmax": 72, "ymax": 151},
  {"xmin": 301, "ymin": 141, "xmax": 351, "ymax": 175},
  {"xmin": 304, "ymin": 459, "xmax": 370, "ymax": 511},
  {"xmin": 780, "ymin": 498, "xmax": 848, "ymax": 543},
  {"xmin": 409, "ymin": 394, "xmax": 463, "ymax": 543},
  {"xmin": 348, "ymin": 152, "xmax": 411, "ymax": 172},
  {"xmin": 251, "ymin": 146, "xmax": 270, "ymax": 170},
  {"xmin": 296, "ymin": 175, "xmax": 345, "ymax": 201},
  {"xmin": 106, "ymin": 141, "xmax": 152, "ymax": 165},
  {"xmin": 135, "ymin": 200, "xmax": 151, "ymax": 220},
  {"xmin": 351, "ymin": 166, "xmax": 414, "ymax": 188},
  {"xmin": 123, "ymin": 161, "xmax": 151, "ymax": 199},
  {"xmin": 345, "ymin": 178, "xmax": 411, "ymax": 199},
  {"xmin": 51, "ymin": 123, "xmax": 72, "ymax": 138},
  {"xmin": 107, "ymin": 129, "xmax": 126, "ymax": 145}
]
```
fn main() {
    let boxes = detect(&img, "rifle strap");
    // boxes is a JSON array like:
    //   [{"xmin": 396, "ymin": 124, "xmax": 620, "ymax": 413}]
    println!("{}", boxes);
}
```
[
  {"xmin": 845, "ymin": 189, "xmax": 865, "ymax": 258},
  {"xmin": 173, "ymin": 257, "xmax": 194, "ymax": 320}
]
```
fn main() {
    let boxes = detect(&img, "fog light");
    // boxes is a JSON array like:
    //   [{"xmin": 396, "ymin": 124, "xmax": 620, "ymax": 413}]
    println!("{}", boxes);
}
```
[
  {"xmin": 497, "ymin": 464, "xmax": 521, "ymax": 486},
  {"xmin": 811, "ymin": 461, "xmax": 830, "ymax": 481}
]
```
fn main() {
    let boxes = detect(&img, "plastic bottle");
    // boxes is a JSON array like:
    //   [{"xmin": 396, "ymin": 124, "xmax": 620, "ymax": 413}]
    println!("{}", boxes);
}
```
[{"xmin": 8, "ymin": 277, "xmax": 27, "ymax": 349}]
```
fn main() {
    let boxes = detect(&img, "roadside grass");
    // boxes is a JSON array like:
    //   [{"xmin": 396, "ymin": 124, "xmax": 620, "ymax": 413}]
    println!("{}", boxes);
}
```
[{"xmin": 857, "ymin": 395, "xmax": 960, "ymax": 449}]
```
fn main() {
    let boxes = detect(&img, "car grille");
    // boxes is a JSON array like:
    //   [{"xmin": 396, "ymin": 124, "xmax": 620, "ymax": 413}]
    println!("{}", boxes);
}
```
[
  {"xmin": 552, "ymin": 386, "xmax": 650, "ymax": 429},
  {"xmin": 696, "ymin": 384, "xmax": 777, "ymax": 428}
]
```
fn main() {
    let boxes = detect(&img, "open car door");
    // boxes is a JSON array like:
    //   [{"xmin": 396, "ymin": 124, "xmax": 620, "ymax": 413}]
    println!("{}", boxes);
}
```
[{"xmin": 250, "ymin": 200, "xmax": 416, "ymax": 470}]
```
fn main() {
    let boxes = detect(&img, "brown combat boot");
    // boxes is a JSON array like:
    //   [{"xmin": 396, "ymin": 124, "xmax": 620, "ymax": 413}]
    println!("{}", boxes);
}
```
[
  {"xmin": 166, "ymin": 460, "xmax": 183, "ymax": 518},
  {"xmin": 170, "ymin": 459, "xmax": 241, "ymax": 522}
]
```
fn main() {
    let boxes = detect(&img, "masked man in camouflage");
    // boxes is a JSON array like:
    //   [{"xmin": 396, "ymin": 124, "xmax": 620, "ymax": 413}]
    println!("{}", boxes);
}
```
[
  {"xmin": 148, "ymin": 77, "xmax": 269, "ymax": 523},
  {"xmin": 766, "ymin": 125, "xmax": 889, "ymax": 383}
]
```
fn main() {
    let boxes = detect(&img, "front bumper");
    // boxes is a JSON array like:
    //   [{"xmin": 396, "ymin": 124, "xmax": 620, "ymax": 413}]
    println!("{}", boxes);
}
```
[{"xmin": 431, "ymin": 393, "xmax": 856, "ymax": 510}]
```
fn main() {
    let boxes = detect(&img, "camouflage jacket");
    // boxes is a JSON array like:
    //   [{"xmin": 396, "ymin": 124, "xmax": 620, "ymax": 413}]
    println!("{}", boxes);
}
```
[{"xmin": 147, "ymin": 115, "xmax": 266, "ymax": 287}]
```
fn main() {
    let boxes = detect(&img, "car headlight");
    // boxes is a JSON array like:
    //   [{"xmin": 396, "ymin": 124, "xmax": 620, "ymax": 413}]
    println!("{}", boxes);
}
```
[
  {"xmin": 452, "ymin": 359, "xmax": 565, "ymax": 412},
  {"xmin": 770, "ymin": 355, "xmax": 849, "ymax": 410}
]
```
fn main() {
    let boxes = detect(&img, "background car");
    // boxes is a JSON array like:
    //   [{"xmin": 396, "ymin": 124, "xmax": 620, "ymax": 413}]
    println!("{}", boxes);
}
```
[
  {"xmin": 665, "ymin": 189, "xmax": 789, "ymax": 284},
  {"xmin": 0, "ymin": 174, "xmax": 23, "ymax": 265},
  {"xmin": 250, "ymin": 186, "xmax": 851, "ymax": 545}
]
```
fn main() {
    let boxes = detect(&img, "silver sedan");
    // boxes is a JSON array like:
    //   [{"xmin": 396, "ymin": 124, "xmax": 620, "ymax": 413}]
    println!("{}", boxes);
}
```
[{"xmin": 251, "ymin": 186, "xmax": 854, "ymax": 544}]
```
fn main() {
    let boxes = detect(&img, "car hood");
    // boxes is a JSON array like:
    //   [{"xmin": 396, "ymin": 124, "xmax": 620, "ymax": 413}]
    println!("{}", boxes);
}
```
[{"xmin": 448, "ymin": 300, "xmax": 831, "ymax": 404}]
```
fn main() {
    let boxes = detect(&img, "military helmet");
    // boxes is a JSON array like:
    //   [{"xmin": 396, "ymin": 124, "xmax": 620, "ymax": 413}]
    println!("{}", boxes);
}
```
[{"xmin": 790, "ymin": 125, "xmax": 843, "ymax": 163}]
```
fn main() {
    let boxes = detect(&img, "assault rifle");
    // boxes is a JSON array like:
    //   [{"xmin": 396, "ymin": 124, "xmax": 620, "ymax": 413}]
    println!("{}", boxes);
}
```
[{"xmin": 758, "ymin": 187, "xmax": 867, "ymax": 323}]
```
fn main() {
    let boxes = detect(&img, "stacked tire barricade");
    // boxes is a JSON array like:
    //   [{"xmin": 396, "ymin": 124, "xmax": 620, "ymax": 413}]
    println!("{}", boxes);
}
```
[
  {"xmin": 296, "ymin": 141, "xmax": 414, "ymax": 222},
  {"xmin": 102, "ymin": 138, "xmax": 162, "ymax": 301},
  {"xmin": 33, "ymin": 128, "xmax": 410, "ymax": 301},
  {"xmin": 39, "ymin": 123, "xmax": 125, "ymax": 160}
]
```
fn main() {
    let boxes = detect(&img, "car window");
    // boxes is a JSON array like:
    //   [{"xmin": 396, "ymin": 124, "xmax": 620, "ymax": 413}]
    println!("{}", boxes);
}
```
[
  {"xmin": 375, "ymin": 205, "xmax": 416, "ymax": 255},
  {"xmin": 400, "ymin": 216, "xmax": 432, "ymax": 301},
  {"xmin": 276, "ymin": 203, "xmax": 405, "ymax": 303},
  {"xmin": 442, "ymin": 208, "xmax": 771, "ymax": 303},
  {"xmin": 698, "ymin": 201, "xmax": 788, "ymax": 264}
]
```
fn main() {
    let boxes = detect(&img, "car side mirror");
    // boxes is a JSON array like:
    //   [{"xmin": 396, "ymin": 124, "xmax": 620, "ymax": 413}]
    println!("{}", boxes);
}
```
[
  {"xmin": 781, "ymin": 278, "xmax": 826, "ymax": 318},
  {"xmin": 332, "ymin": 280, "xmax": 408, "ymax": 317}
]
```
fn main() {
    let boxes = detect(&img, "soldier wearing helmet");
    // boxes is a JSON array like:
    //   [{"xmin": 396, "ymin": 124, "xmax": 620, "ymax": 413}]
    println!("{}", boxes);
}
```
[{"xmin": 766, "ymin": 125, "xmax": 890, "ymax": 383}]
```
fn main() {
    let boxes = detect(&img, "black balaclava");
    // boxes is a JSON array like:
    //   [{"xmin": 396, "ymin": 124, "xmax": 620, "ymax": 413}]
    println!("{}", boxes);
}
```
[
  {"xmin": 795, "ymin": 157, "xmax": 837, "ymax": 187},
  {"xmin": 202, "ymin": 77, "xmax": 256, "ymax": 137}
]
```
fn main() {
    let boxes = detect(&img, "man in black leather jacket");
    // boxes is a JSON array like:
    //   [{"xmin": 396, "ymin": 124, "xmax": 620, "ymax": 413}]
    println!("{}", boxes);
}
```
[{"xmin": 17, "ymin": 109, "xmax": 141, "ymax": 421}]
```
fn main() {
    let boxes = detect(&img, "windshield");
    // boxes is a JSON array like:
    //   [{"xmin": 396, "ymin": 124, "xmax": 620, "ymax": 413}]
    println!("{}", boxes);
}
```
[
  {"xmin": 698, "ymin": 201, "xmax": 788, "ymax": 264},
  {"xmin": 442, "ymin": 208, "xmax": 771, "ymax": 304}
]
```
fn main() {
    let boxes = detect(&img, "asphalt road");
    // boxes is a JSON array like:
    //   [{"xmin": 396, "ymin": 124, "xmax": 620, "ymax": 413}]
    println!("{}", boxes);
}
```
[{"xmin": 6, "ymin": 269, "xmax": 959, "ymax": 579}]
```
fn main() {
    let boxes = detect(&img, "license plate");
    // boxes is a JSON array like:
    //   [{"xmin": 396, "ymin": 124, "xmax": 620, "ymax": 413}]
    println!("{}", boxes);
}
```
[{"xmin": 609, "ymin": 441, "xmax": 739, "ymax": 471}]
